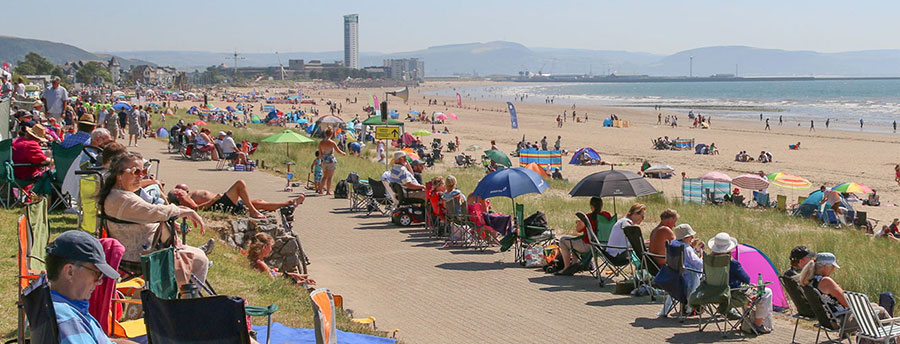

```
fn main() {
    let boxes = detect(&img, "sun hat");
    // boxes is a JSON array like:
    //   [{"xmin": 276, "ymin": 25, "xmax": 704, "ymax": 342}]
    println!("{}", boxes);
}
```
[
  {"xmin": 218, "ymin": 131, "xmax": 226, "ymax": 137},
  {"xmin": 46, "ymin": 230, "xmax": 120, "ymax": 279},
  {"xmin": 392, "ymin": 151, "xmax": 406, "ymax": 162},
  {"xmin": 33, "ymin": 101, "xmax": 43, "ymax": 108},
  {"xmin": 673, "ymin": 224, "xmax": 696, "ymax": 240},
  {"xmin": 816, "ymin": 252, "xmax": 840, "ymax": 269},
  {"xmin": 708, "ymin": 232, "xmax": 738, "ymax": 254},
  {"xmin": 77, "ymin": 113, "xmax": 96, "ymax": 126},
  {"xmin": 25, "ymin": 124, "xmax": 48, "ymax": 142}
]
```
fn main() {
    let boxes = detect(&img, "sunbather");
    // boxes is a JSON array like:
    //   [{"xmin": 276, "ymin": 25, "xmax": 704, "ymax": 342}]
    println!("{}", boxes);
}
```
[
  {"xmin": 247, "ymin": 232, "xmax": 315, "ymax": 287},
  {"xmin": 794, "ymin": 252, "xmax": 891, "ymax": 330},
  {"xmin": 864, "ymin": 189, "xmax": 880, "ymax": 206},
  {"xmin": 167, "ymin": 180, "xmax": 304, "ymax": 219}
]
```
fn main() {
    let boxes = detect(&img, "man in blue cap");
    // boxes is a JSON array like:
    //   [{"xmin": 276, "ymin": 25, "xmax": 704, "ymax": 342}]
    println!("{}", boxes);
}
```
[{"xmin": 46, "ymin": 230, "xmax": 138, "ymax": 344}]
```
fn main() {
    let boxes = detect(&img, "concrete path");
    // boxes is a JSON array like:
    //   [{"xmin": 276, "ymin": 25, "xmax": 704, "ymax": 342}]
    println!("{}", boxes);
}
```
[{"xmin": 133, "ymin": 138, "xmax": 819, "ymax": 343}]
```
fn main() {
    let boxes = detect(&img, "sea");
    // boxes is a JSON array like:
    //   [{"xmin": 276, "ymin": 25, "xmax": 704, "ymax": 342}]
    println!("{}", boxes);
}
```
[{"xmin": 432, "ymin": 79, "xmax": 900, "ymax": 133}]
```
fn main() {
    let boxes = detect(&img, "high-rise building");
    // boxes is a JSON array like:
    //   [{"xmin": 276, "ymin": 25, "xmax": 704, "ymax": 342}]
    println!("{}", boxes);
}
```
[
  {"xmin": 343, "ymin": 14, "xmax": 359, "ymax": 69},
  {"xmin": 384, "ymin": 58, "xmax": 425, "ymax": 81}
]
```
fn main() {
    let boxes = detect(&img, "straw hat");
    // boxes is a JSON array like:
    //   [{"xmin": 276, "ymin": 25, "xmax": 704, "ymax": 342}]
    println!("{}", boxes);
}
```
[
  {"xmin": 708, "ymin": 232, "xmax": 738, "ymax": 254},
  {"xmin": 77, "ymin": 113, "xmax": 96, "ymax": 126},
  {"xmin": 673, "ymin": 224, "xmax": 696, "ymax": 240},
  {"xmin": 25, "ymin": 124, "xmax": 48, "ymax": 142},
  {"xmin": 392, "ymin": 151, "xmax": 407, "ymax": 163}
]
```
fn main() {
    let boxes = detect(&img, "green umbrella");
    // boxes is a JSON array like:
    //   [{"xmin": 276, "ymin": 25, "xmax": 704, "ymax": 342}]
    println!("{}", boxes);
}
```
[
  {"xmin": 262, "ymin": 130, "xmax": 315, "ymax": 169},
  {"xmin": 483, "ymin": 149, "xmax": 511, "ymax": 167},
  {"xmin": 411, "ymin": 130, "xmax": 431, "ymax": 137}
]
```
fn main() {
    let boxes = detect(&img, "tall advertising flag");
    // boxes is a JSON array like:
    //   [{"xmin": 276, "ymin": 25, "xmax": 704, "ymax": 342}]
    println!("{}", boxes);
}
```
[
  {"xmin": 373, "ymin": 94, "xmax": 380, "ymax": 116},
  {"xmin": 507, "ymin": 102, "xmax": 519, "ymax": 129},
  {"xmin": 298, "ymin": 88, "xmax": 302, "ymax": 101},
  {"xmin": 456, "ymin": 93, "xmax": 462, "ymax": 107}
]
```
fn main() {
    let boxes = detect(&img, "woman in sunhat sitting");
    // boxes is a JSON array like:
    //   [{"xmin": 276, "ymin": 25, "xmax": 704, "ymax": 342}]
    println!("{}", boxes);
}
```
[{"xmin": 708, "ymin": 232, "xmax": 774, "ymax": 334}]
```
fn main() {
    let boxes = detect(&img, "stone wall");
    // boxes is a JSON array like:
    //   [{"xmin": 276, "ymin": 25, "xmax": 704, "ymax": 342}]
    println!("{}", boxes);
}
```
[{"xmin": 225, "ymin": 216, "xmax": 305, "ymax": 274}]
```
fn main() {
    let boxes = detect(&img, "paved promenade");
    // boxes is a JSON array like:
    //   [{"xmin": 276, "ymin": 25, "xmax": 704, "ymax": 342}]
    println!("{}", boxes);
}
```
[{"xmin": 134, "ymin": 138, "xmax": 818, "ymax": 343}]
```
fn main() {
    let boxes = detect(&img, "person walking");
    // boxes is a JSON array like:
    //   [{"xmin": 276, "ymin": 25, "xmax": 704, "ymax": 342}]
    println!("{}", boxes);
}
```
[
  {"xmin": 810, "ymin": 120, "xmax": 815, "ymax": 132},
  {"xmin": 826, "ymin": 118, "xmax": 830, "ymax": 129},
  {"xmin": 765, "ymin": 118, "xmax": 770, "ymax": 131},
  {"xmin": 860, "ymin": 118, "xmax": 864, "ymax": 130},
  {"xmin": 779, "ymin": 115, "xmax": 783, "ymax": 126},
  {"xmin": 658, "ymin": 113, "xmax": 662, "ymax": 125},
  {"xmin": 894, "ymin": 120, "xmax": 897, "ymax": 133}
]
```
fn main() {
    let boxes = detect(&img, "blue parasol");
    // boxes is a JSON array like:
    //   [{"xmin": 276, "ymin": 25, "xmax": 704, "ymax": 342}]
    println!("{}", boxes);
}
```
[{"xmin": 472, "ymin": 167, "xmax": 549, "ymax": 200}]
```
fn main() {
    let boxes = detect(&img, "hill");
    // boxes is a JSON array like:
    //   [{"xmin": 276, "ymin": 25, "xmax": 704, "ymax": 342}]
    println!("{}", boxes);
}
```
[{"xmin": 0, "ymin": 36, "xmax": 153, "ymax": 70}]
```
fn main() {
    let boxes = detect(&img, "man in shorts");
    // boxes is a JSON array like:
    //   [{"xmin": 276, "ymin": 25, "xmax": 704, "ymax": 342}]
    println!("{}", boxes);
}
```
[
  {"xmin": 41, "ymin": 76, "xmax": 68, "ymax": 121},
  {"xmin": 167, "ymin": 180, "xmax": 304, "ymax": 219}
]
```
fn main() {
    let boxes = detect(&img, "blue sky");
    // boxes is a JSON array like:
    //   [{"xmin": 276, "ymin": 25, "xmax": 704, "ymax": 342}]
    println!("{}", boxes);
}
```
[{"xmin": 6, "ymin": 0, "xmax": 899, "ymax": 54}]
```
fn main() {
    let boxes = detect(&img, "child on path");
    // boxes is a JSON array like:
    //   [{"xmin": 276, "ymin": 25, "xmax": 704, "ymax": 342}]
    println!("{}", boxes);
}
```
[{"xmin": 312, "ymin": 151, "xmax": 324, "ymax": 194}]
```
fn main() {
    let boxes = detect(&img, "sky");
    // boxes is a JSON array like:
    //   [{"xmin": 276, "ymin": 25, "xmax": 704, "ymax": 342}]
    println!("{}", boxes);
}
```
[{"xmin": 6, "ymin": 0, "xmax": 900, "ymax": 55}]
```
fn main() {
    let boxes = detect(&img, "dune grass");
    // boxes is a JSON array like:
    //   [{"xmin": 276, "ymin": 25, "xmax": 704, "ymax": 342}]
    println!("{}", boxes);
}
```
[{"xmin": 160, "ymin": 109, "xmax": 898, "ymax": 314}]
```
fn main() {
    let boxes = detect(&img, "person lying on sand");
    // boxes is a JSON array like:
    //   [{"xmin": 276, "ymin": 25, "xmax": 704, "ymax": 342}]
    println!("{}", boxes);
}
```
[{"xmin": 167, "ymin": 180, "xmax": 304, "ymax": 219}]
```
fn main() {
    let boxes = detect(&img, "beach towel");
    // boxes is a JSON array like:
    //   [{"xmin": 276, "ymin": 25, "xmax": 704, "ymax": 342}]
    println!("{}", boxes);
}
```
[{"xmin": 252, "ymin": 322, "xmax": 395, "ymax": 344}]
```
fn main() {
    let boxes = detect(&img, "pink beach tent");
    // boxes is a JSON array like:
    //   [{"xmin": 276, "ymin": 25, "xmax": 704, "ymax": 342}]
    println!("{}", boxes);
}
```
[{"xmin": 732, "ymin": 244, "xmax": 788, "ymax": 309}]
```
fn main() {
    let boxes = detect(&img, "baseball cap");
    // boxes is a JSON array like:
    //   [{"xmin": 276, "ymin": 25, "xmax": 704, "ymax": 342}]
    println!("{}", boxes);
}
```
[
  {"xmin": 790, "ymin": 245, "xmax": 815, "ymax": 262},
  {"xmin": 410, "ymin": 159, "xmax": 425, "ymax": 166},
  {"xmin": 47, "ymin": 230, "xmax": 120, "ymax": 279},
  {"xmin": 816, "ymin": 252, "xmax": 840, "ymax": 269},
  {"xmin": 218, "ymin": 131, "xmax": 226, "ymax": 137}
]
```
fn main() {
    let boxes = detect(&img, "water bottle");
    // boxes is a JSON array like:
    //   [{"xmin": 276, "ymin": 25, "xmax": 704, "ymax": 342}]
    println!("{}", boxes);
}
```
[{"xmin": 179, "ymin": 282, "xmax": 201, "ymax": 299}]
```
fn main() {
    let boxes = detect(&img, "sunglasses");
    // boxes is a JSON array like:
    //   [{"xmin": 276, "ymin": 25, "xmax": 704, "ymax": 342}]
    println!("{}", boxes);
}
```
[
  {"xmin": 122, "ymin": 167, "xmax": 148, "ymax": 176},
  {"xmin": 76, "ymin": 262, "xmax": 104, "ymax": 282}
]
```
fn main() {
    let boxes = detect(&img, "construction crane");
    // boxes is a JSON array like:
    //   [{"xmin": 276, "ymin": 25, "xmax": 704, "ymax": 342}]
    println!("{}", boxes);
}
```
[
  {"xmin": 275, "ymin": 51, "xmax": 286, "ymax": 80},
  {"xmin": 226, "ymin": 49, "xmax": 246, "ymax": 77}
]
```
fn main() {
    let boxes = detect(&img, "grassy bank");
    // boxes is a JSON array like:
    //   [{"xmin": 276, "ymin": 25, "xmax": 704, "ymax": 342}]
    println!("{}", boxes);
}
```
[{"xmin": 159, "ymin": 108, "xmax": 898, "ymax": 314}]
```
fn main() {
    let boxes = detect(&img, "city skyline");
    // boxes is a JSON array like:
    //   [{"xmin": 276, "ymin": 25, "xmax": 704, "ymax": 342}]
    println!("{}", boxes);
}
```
[{"xmin": 3, "ymin": 1, "xmax": 900, "ymax": 56}]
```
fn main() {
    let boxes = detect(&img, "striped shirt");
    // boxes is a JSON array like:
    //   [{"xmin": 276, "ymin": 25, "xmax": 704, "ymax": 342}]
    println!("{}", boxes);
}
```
[
  {"xmin": 51, "ymin": 290, "xmax": 112, "ymax": 344},
  {"xmin": 389, "ymin": 164, "xmax": 418, "ymax": 186}
]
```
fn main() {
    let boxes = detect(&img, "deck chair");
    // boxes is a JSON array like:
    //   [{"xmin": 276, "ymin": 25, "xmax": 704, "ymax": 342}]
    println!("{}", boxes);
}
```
[
  {"xmin": 689, "ymin": 253, "xmax": 748, "ymax": 337},
  {"xmin": 364, "ymin": 177, "xmax": 392, "ymax": 216},
  {"xmin": 823, "ymin": 209, "xmax": 841, "ymax": 228},
  {"xmin": 141, "ymin": 289, "xmax": 252, "ymax": 344},
  {"xmin": 845, "ymin": 291, "xmax": 900, "ymax": 343},
  {"xmin": 624, "ymin": 225, "xmax": 662, "ymax": 299},
  {"xmin": 512, "ymin": 204, "xmax": 554, "ymax": 264},
  {"xmin": 754, "ymin": 192, "xmax": 771, "ymax": 208},
  {"xmin": 780, "ymin": 275, "xmax": 817, "ymax": 343},
  {"xmin": 425, "ymin": 184, "xmax": 446, "ymax": 238},
  {"xmin": 42, "ymin": 142, "xmax": 84, "ymax": 211},
  {"xmin": 311, "ymin": 288, "xmax": 338, "ymax": 344},
  {"xmin": 802, "ymin": 285, "xmax": 854, "ymax": 343},
  {"xmin": 653, "ymin": 242, "xmax": 702, "ymax": 323},
  {"xmin": 15, "ymin": 197, "xmax": 50, "ymax": 343},
  {"xmin": 214, "ymin": 142, "xmax": 228, "ymax": 170},
  {"xmin": 21, "ymin": 273, "xmax": 59, "ymax": 344},
  {"xmin": 777, "ymin": 195, "xmax": 788, "ymax": 212}
]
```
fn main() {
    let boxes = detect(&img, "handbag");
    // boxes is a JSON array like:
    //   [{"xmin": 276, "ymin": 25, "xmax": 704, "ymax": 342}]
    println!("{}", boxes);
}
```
[{"xmin": 524, "ymin": 245, "xmax": 547, "ymax": 268}]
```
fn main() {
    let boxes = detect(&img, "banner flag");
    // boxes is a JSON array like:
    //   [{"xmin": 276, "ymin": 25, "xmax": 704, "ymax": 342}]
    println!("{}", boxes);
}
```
[{"xmin": 507, "ymin": 102, "xmax": 518, "ymax": 129}]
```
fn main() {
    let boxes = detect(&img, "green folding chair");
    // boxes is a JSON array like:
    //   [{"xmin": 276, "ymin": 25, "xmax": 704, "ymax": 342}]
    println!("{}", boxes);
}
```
[
  {"xmin": 40, "ymin": 142, "xmax": 84, "ymax": 211},
  {"xmin": 513, "ymin": 203, "xmax": 554, "ymax": 264},
  {"xmin": 0, "ymin": 139, "xmax": 42, "ymax": 208},
  {"xmin": 689, "ymin": 253, "xmax": 750, "ymax": 337}
]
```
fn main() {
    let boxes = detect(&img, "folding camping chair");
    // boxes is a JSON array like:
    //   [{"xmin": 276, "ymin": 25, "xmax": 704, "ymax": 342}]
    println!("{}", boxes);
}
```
[
  {"xmin": 21, "ymin": 274, "xmax": 59, "ymax": 344},
  {"xmin": 141, "ymin": 289, "xmax": 252, "ymax": 344},
  {"xmin": 688, "ymin": 253, "xmax": 749, "ymax": 337},
  {"xmin": 780, "ymin": 275, "xmax": 817, "ymax": 343},
  {"xmin": 753, "ymin": 191, "xmax": 772, "ymax": 208},
  {"xmin": 364, "ymin": 177, "xmax": 392, "ymax": 216},
  {"xmin": 653, "ymin": 241, "xmax": 702, "ymax": 323},
  {"xmin": 0, "ymin": 138, "xmax": 43, "ymax": 208},
  {"xmin": 624, "ymin": 225, "xmax": 663, "ymax": 299},
  {"xmin": 311, "ymin": 288, "xmax": 338, "ymax": 344},
  {"xmin": 802, "ymin": 285, "xmax": 855, "ymax": 343},
  {"xmin": 512, "ymin": 204, "xmax": 554, "ymax": 264},
  {"xmin": 37, "ymin": 142, "xmax": 85, "ymax": 211},
  {"xmin": 425, "ymin": 182, "xmax": 447, "ymax": 238},
  {"xmin": 823, "ymin": 209, "xmax": 842, "ymax": 228},
  {"xmin": 443, "ymin": 196, "xmax": 473, "ymax": 247},
  {"xmin": 214, "ymin": 142, "xmax": 228, "ymax": 170},
  {"xmin": 579, "ymin": 212, "xmax": 631, "ymax": 285},
  {"xmin": 16, "ymin": 197, "xmax": 50, "ymax": 344},
  {"xmin": 75, "ymin": 170, "xmax": 103, "ymax": 235},
  {"xmin": 844, "ymin": 291, "xmax": 900, "ymax": 343},
  {"xmin": 777, "ymin": 195, "xmax": 788, "ymax": 212}
]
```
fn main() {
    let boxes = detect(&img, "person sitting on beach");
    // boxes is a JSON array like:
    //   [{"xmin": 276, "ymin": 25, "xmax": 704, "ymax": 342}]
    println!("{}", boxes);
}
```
[
  {"xmin": 442, "ymin": 126, "xmax": 450, "ymax": 134},
  {"xmin": 551, "ymin": 168, "xmax": 563, "ymax": 180},
  {"xmin": 790, "ymin": 142, "xmax": 801, "ymax": 150},
  {"xmin": 660, "ymin": 224, "xmax": 704, "ymax": 317},
  {"xmin": 758, "ymin": 151, "xmax": 769, "ymax": 163},
  {"xmin": 195, "ymin": 128, "xmax": 219, "ymax": 160},
  {"xmin": 794, "ymin": 252, "xmax": 892, "ymax": 330},
  {"xmin": 864, "ymin": 189, "xmax": 880, "ymax": 206},
  {"xmin": 389, "ymin": 151, "xmax": 426, "ymax": 201},
  {"xmin": 783, "ymin": 245, "xmax": 815, "ymax": 279},
  {"xmin": 709, "ymin": 143, "xmax": 719, "ymax": 155},
  {"xmin": 246, "ymin": 232, "xmax": 315, "ymax": 287},
  {"xmin": 606, "ymin": 203, "xmax": 646, "ymax": 261},
  {"xmin": 708, "ymin": 232, "xmax": 774, "ymax": 334},
  {"xmin": 12, "ymin": 123, "xmax": 52, "ymax": 182},
  {"xmin": 555, "ymin": 217, "xmax": 594, "ymax": 276},
  {"xmin": 649, "ymin": 209, "xmax": 679, "ymax": 267},
  {"xmin": 215, "ymin": 131, "xmax": 246, "ymax": 165},
  {"xmin": 167, "ymin": 180, "xmax": 305, "ymax": 219},
  {"xmin": 875, "ymin": 225, "xmax": 900, "ymax": 242}
]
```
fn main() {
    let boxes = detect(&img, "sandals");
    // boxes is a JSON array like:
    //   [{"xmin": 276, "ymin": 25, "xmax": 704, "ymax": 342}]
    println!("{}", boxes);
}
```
[{"xmin": 750, "ymin": 323, "xmax": 771, "ymax": 335}]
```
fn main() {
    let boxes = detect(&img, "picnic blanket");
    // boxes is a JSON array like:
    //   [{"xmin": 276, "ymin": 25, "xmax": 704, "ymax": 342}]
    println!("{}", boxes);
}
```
[{"xmin": 252, "ymin": 322, "xmax": 395, "ymax": 344}]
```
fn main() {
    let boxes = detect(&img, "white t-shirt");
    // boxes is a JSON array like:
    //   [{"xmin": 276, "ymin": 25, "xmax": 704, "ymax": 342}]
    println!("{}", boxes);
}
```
[
  {"xmin": 42, "ymin": 85, "xmax": 69, "ymax": 115},
  {"xmin": 606, "ymin": 217, "xmax": 634, "ymax": 256},
  {"xmin": 15, "ymin": 83, "xmax": 25, "ymax": 98}
]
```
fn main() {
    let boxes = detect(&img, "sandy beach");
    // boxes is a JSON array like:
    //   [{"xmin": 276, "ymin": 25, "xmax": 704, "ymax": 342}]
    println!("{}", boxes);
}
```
[{"xmin": 205, "ymin": 80, "xmax": 900, "ymax": 225}]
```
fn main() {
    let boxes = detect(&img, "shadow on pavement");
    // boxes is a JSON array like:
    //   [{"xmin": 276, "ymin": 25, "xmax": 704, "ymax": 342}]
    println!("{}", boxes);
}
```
[
  {"xmin": 435, "ymin": 261, "xmax": 511, "ymax": 271},
  {"xmin": 527, "ymin": 275, "xmax": 601, "ymax": 292},
  {"xmin": 585, "ymin": 295, "xmax": 655, "ymax": 308},
  {"xmin": 354, "ymin": 222, "xmax": 402, "ymax": 230},
  {"xmin": 665, "ymin": 330, "xmax": 750, "ymax": 343}
]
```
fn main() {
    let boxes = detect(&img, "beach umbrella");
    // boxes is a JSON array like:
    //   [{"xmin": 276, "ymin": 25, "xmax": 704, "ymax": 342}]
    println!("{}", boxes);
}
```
[
  {"xmin": 448, "ymin": 113, "xmax": 458, "ymax": 120},
  {"xmin": 400, "ymin": 148, "xmax": 420, "ymax": 161},
  {"xmin": 569, "ymin": 168, "xmax": 659, "ymax": 214},
  {"xmin": 316, "ymin": 115, "xmax": 345, "ymax": 127},
  {"xmin": 831, "ymin": 182, "xmax": 874, "ymax": 194},
  {"xmin": 194, "ymin": 120, "xmax": 208, "ymax": 126},
  {"xmin": 700, "ymin": 171, "xmax": 732, "ymax": 183},
  {"xmin": 435, "ymin": 113, "xmax": 448, "ymax": 121},
  {"xmin": 261, "ymin": 130, "xmax": 315, "ymax": 169},
  {"xmin": 472, "ymin": 167, "xmax": 549, "ymax": 200},
  {"xmin": 769, "ymin": 173, "xmax": 812, "ymax": 190},
  {"xmin": 112, "ymin": 102, "xmax": 132, "ymax": 111},
  {"xmin": 644, "ymin": 164, "xmax": 674, "ymax": 174},
  {"xmin": 483, "ymin": 149, "xmax": 512, "ymax": 167},
  {"xmin": 409, "ymin": 110, "xmax": 420, "ymax": 115},
  {"xmin": 732, "ymin": 174, "xmax": 770, "ymax": 191},
  {"xmin": 466, "ymin": 144, "xmax": 482, "ymax": 151},
  {"xmin": 411, "ymin": 130, "xmax": 431, "ymax": 137}
]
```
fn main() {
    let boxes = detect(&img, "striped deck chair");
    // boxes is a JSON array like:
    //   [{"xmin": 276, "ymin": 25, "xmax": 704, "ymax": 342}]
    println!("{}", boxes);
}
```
[{"xmin": 844, "ymin": 291, "xmax": 900, "ymax": 343}]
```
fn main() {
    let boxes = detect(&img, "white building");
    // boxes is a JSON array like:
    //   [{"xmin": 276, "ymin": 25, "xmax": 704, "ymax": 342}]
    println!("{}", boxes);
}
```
[{"xmin": 343, "ymin": 14, "xmax": 359, "ymax": 69}]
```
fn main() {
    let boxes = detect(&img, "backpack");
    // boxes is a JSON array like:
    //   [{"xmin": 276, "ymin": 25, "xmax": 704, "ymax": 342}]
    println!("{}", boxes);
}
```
[
  {"xmin": 880, "ymin": 292, "xmax": 896, "ymax": 315},
  {"xmin": 523, "ymin": 211, "xmax": 549, "ymax": 237},
  {"xmin": 333, "ymin": 180, "xmax": 348, "ymax": 199}
]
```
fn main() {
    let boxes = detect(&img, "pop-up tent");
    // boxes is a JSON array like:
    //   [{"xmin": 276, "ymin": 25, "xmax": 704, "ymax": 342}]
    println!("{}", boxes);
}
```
[
  {"xmin": 603, "ymin": 118, "xmax": 613, "ymax": 127},
  {"xmin": 523, "ymin": 162, "xmax": 549, "ymax": 179},
  {"xmin": 569, "ymin": 147, "xmax": 601, "ymax": 165},
  {"xmin": 732, "ymin": 244, "xmax": 788, "ymax": 309},
  {"xmin": 794, "ymin": 190, "xmax": 853, "ymax": 218}
]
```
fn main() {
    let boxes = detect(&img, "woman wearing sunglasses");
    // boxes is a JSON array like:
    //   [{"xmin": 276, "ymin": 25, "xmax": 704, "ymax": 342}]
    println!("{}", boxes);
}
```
[{"xmin": 97, "ymin": 151, "xmax": 210, "ymax": 283}]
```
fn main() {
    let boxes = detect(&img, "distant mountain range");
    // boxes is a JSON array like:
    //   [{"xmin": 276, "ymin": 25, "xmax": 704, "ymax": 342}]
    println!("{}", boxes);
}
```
[
  {"xmin": 0, "ymin": 36, "xmax": 153, "ymax": 71},
  {"xmin": 5, "ymin": 35, "xmax": 900, "ymax": 77}
]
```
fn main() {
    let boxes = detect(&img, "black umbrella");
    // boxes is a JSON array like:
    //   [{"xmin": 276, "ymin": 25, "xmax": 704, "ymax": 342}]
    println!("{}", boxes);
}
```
[{"xmin": 569, "ymin": 168, "xmax": 659, "ymax": 214}]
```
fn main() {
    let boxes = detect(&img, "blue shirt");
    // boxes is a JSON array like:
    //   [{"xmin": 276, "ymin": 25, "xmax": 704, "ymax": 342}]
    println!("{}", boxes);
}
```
[
  {"xmin": 51, "ymin": 290, "xmax": 112, "ymax": 344},
  {"xmin": 729, "ymin": 259, "xmax": 751, "ymax": 289},
  {"xmin": 60, "ymin": 131, "xmax": 91, "ymax": 149},
  {"xmin": 389, "ymin": 164, "xmax": 418, "ymax": 186}
]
